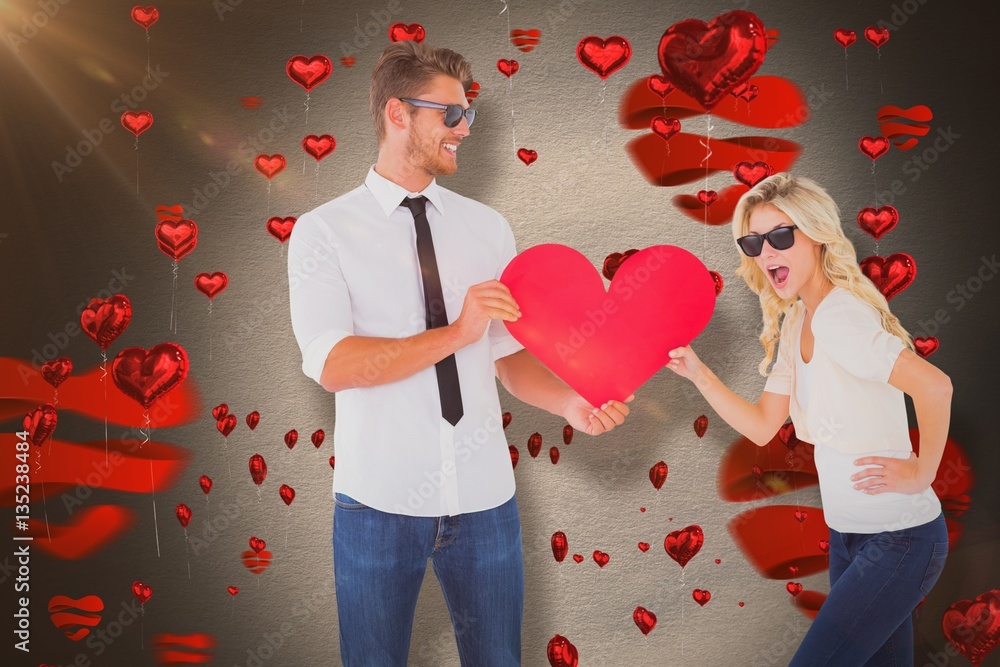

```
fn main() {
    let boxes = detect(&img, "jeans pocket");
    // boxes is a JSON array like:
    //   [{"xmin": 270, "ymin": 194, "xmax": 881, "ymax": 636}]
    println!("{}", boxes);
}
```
[
  {"xmin": 860, "ymin": 528, "xmax": 911, "ymax": 573},
  {"xmin": 919, "ymin": 540, "xmax": 949, "ymax": 596},
  {"xmin": 334, "ymin": 492, "xmax": 370, "ymax": 510}
]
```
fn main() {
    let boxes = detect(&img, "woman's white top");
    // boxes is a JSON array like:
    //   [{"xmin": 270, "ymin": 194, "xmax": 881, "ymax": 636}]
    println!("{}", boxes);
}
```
[{"xmin": 767, "ymin": 286, "xmax": 941, "ymax": 534}]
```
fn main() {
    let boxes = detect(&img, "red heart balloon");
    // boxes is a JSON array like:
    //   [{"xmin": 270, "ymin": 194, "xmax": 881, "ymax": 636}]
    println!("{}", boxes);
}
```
[
  {"xmin": 285, "ymin": 55, "xmax": 332, "ymax": 91},
  {"xmin": 864, "ymin": 26, "xmax": 890, "ymax": 48},
  {"xmin": 593, "ymin": 550, "xmax": 610, "ymax": 567},
  {"xmin": 41, "ymin": 357, "xmax": 73, "ymax": 388},
  {"xmin": 311, "ymin": 429, "xmax": 325, "ymax": 448},
  {"xmin": 646, "ymin": 74, "xmax": 675, "ymax": 98},
  {"xmin": 941, "ymin": 590, "xmax": 1000, "ymax": 666},
  {"xmin": 914, "ymin": 336, "xmax": 940, "ymax": 358},
  {"xmin": 279, "ymin": 483, "xmax": 295, "ymax": 506},
  {"xmin": 388, "ymin": 22, "xmax": 425, "ymax": 43},
  {"xmin": 547, "ymin": 634, "xmax": 579, "ymax": 667},
  {"xmin": 497, "ymin": 58, "xmax": 519, "ymax": 78},
  {"xmin": 249, "ymin": 453, "xmax": 267, "ymax": 486},
  {"xmin": 199, "ymin": 475, "xmax": 213, "ymax": 494},
  {"xmin": 551, "ymin": 531, "xmax": 568, "ymax": 562},
  {"xmin": 576, "ymin": 35, "xmax": 632, "ymax": 80},
  {"xmin": 649, "ymin": 461, "xmax": 668, "ymax": 490},
  {"xmin": 246, "ymin": 411, "xmax": 260, "ymax": 430},
  {"xmin": 858, "ymin": 135, "xmax": 890, "ymax": 160},
  {"xmin": 175, "ymin": 502, "xmax": 192, "ymax": 528},
  {"xmin": 154, "ymin": 218, "xmax": 198, "ymax": 261},
  {"xmin": 833, "ymin": 28, "xmax": 857, "ymax": 48},
  {"xmin": 217, "ymin": 414, "xmax": 236, "ymax": 437},
  {"xmin": 501, "ymin": 244, "xmax": 716, "ymax": 408},
  {"xmin": 651, "ymin": 116, "xmax": 681, "ymax": 142},
  {"xmin": 302, "ymin": 134, "xmax": 335, "ymax": 161},
  {"xmin": 860, "ymin": 252, "xmax": 916, "ymax": 300},
  {"xmin": 284, "ymin": 429, "xmax": 298, "ymax": 450},
  {"xmin": 131, "ymin": 581, "xmax": 152, "ymax": 605},
  {"xmin": 23, "ymin": 403, "xmax": 57, "ymax": 447},
  {"xmin": 266, "ymin": 216, "xmax": 296, "ymax": 244},
  {"xmin": 121, "ymin": 111, "xmax": 153, "ymax": 137},
  {"xmin": 602, "ymin": 249, "xmax": 639, "ymax": 280},
  {"xmin": 329, "ymin": 455, "xmax": 336, "ymax": 469},
  {"xmin": 212, "ymin": 403, "xmax": 229, "ymax": 421},
  {"xmin": 694, "ymin": 414, "xmax": 708, "ymax": 438},
  {"xmin": 516, "ymin": 147, "xmax": 537, "ymax": 165},
  {"xmin": 131, "ymin": 6, "xmax": 159, "ymax": 29},
  {"xmin": 508, "ymin": 445, "xmax": 518, "ymax": 469},
  {"xmin": 81, "ymin": 294, "xmax": 132, "ymax": 351},
  {"xmin": 697, "ymin": 190, "xmax": 718, "ymax": 206},
  {"xmin": 527, "ymin": 432, "xmax": 542, "ymax": 458},
  {"xmin": 340, "ymin": 57, "xmax": 356, "ymax": 68},
  {"xmin": 665, "ymin": 524, "xmax": 704, "ymax": 568},
  {"xmin": 249, "ymin": 536, "xmax": 266, "ymax": 553},
  {"xmin": 657, "ymin": 11, "xmax": 767, "ymax": 109},
  {"xmin": 692, "ymin": 588, "xmax": 712, "ymax": 606},
  {"xmin": 638, "ymin": 542, "xmax": 650, "ymax": 552},
  {"xmin": 709, "ymin": 270, "xmax": 724, "ymax": 296},
  {"xmin": 633, "ymin": 606, "xmax": 657, "ymax": 635},
  {"xmin": 571, "ymin": 554, "xmax": 584, "ymax": 563},
  {"xmin": 194, "ymin": 271, "xmax": 228, "ymax": 300},
  {"xmin": 734, "ymin": 160, "xmax": 774, "ymax": 188},
  {"xmin": 227, "ymin": 586, "xmax": 239, "ymax": 596},
  {"xmin": 465, "ymin": 81, "xmax": 481, "ymax": 105},
  {"xmin": 786, "ymin": 581, "xmax": 804, "ymax": 596},
  {"xmin": 111, "ymin": 343, "xmax": 189, "ymax": 409},
  {"xmin": 857, "ymin": 205, "xmax": 899, "ymax": 239},
  {"xmin": 254, "ymin": 154, "xmax": 286, "ymax": 179}
]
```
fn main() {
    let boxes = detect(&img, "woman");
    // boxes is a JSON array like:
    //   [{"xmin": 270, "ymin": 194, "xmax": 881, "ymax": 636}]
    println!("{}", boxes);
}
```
[{"xmin": 667, "ymin": 173, "xmax": 952, "ymax": 665}]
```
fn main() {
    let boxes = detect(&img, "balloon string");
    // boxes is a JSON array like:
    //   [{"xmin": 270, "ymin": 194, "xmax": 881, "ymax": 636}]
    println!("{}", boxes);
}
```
[
  {"xmin": 299, "ymin": 0, "xmax": 304, "ymax": 32},
  {"xmin": 877, "ymin": 48, "xmax": 883, "ymax": 95},
  {"xmin": 134, "ymin": 136, "xmax": 139, "ymax": 195},
  {"xmin": 266, "ymin": 180, "xmax": 271, "ymax": 218},
  {"xmin": 224, "ymin": 439, "xmax": 232, "ymax": 483},
  {"xmin": 843, "ymin": 49, "xmax": 849, "ymax": 91},
  {"xmin": 285, "ymin": 506, "xmax": 290, "ymax": 551},
  {"xmin": 315, "ymin": 161, "xmax": 320, "ymax": 199},
  {"xmin": 143, "ymin": 410, "xmax": 161, "ymax": 557},
  {"xmin": 208, "ymin": 301, "xmax": 213, "ymax": 362},
  {"xmin": 145, "ymin": 30, "xmax": 150, "ymax": 80},
  {"xmin": 140, "ymin": 605, "xmax": 145, "ymax": 650},
  {"xmin": 184, "ymin": 529, "xmax": 191, "ymax": 579},
  {"xmin": 499, "ymin": 0, "xmax": 515, "ymax": 150},
  {"xmin": 52, "ymin": 388, "xmax": 58, "ymax": 408},
  {"xmin": 699, "ymin": 115, "xmax": 714, "ymax": 262},
  {"xmin": 170, "ymin": 260, "xmax": 179, "ymax": 334},
  {"xmin": 101, "ymin": 350, "xmax": 108, "ymax": 464},
  {"xmin": 602, "ymin": 80, "xmax": 609, "ymax": 168},
  {"xmin": 34, "ymin": 448, "xmax": 51, "ymax": 542},
  {"xmin": 304, "ymin": 91, "xmax": 310, "ymax": 128}
]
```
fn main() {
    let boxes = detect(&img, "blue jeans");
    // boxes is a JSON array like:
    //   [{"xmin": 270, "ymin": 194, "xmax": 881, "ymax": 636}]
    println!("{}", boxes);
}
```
[
  {"xmin": 332, "ymin": 491, "xmax": 524, "ymax": 666},
  {"xmin": 788, "ymin": 511, "xmax": 949, "ymax": 666}
]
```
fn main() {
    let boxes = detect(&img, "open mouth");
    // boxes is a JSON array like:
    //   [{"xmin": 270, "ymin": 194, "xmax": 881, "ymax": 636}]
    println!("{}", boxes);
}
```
[
  {"xmin": 442, "ymin": 142, "xmax": 458, "ymax": 157},
  {"xmin": 767, "ymin": 264, "xmax": 789, "ymax": 288}
]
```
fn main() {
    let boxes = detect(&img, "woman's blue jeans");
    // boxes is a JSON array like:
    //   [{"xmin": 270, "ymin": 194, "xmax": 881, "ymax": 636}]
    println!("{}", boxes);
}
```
[
  {"xmin": 788, "ymin": 511, "xmax": 949, "ymax": 666},
  {"xmin": 332, "ymin": 491, "xmax": 524, "ymax": 666}
]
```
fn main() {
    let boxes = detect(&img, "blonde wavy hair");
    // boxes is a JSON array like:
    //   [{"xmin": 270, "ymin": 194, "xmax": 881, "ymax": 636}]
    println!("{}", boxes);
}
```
[{"xmin": 731, "ymin": 172, "xmax": 915, "ymax": 377}]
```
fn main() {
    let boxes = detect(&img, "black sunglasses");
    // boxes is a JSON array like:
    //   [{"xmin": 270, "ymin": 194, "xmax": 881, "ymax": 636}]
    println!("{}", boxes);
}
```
[
  {"xmin": 400, "ymin": 98, "xmax": 476, "ymax": 128},
  {"xmin": 736, "ymin": 225, "xmax": 799, "ymax": 257}
]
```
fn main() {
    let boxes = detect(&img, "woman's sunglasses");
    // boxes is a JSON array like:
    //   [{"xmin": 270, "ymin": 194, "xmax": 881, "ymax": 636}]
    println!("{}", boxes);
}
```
[
  {"xmin": 736, "ymin": 225, "xmax": 799, "ymax": 257},
  {"xmin": 399, "ymin": 98, "xmax": 477, "ymax": 128}
]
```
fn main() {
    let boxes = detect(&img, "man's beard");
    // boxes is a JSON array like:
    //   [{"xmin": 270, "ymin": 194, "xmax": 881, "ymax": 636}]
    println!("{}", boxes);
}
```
[{"xmin": 405, "ymin": 129, "xmax": 450, "ymax": 176}]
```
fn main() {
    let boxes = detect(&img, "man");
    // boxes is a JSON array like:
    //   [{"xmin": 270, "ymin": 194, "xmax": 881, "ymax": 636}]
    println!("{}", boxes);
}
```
[{"xmin": 287, "ymin": 39, "xmax": 632, "ymax": 666}]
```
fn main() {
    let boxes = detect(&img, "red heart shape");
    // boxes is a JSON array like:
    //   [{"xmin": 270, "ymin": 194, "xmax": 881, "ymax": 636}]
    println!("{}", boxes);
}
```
[
  {"xmin": 859, "ymin": 135, "xmax": 890, "ymax": 160},
  {"xmin": 551, "ymin": 531, "xmax": 568, "ymax": 562},
  {"xmin": 794, "ymin": 509, "xmax": 808, "ymax": 523},
  {"xmin": 786, "ymin": 581, "xmax": 803, "ymax": 596},
  {"xmin": 547, "ymin": 634, "xmax": 579, "ymax": 667},
  {"xmin": 501, "ymin": 244, "xmax": 716, "ymax": 408},
  {"xmin": 638, "ymin": 542, "xmax": 651, "ymax": 552},
  {"xmin": 657, "ymin": 11, "xmax": 767, "ymax": 109},
  {"xmin": 516, "ymin": 147, "xmax": 537, "ymax": 165},
  {"xmin": 216, "ymin": 414, "xmax": 237, "ymax": 437},
  {"xmin": 111, "ymin": 343, "xmax": 189, "ymax": 409},
  {"xmin": 497, "ymin": 58, "xmax": 519, "ymax": 78},
  {"xmin": 154, "ymin": 218, "xmax": 198, "ymax": 261},
  {"xmin": 694, "ymin": 414, "xmax": 708, "ymax": 438},
  {"xmin": 646, "ymin": 74, "xmax": 675, "ymax": 98},
  {"xmin": 131, "ymin": 581, "xmax": 152, "ymax": 605},
  {"xmin": 254, "ymin": 154, "xmax": 286, "ymax": 179},
  {"xmin": 200, "ymin": 475, "xmax": 213, "ymax": 494},
  {"xmin": 465, "ymin": 81, "xmax": 481, "ymax": 104},
  {"xmin": 860, "ymin": 252, "xmax": 916, "ymax": 300},
  {"xmin": 692, "ymin": 588, "xmax": 712, "ymax": 606},
  {"xmin": 708, "ymin": 269, "xmax": 724, "ymax": 296},
  {"xmin": 388, "ymin": 22, "xmax": 425, "ymax": 43},
  {"xmin": 833, "ymin": 28, "xmax": 857, "ymax": 48},
  {"xmin": 527, "ymin": 432, "xmax": 542, "ymax": 458},
  {"xmin": 23, "ymin": 403, "xmax": 57, "ymax": 447},
  {"xmin": 279, "ymin": 483, "xmax": 295, "ymax": 506},
  {"xmin": 601, "ymin": 249, "xmax": 639, "ymax": 280},
  {"xmin": 227, "ymin": 586, "xmax": 239, "ymax": 596},
  {"xmin": 651, "ymin": 116, "xmax": 681, "ymax": 142},
  {"xmin": 302, "ymin": 134, "xmax": 335, "ymax": 161},
  {"xmin": 284, "ymin": 429, "xmax": 298, "ymax": 450},
  {"xmin": 508, "ymin": 445, "xmax": 518, "ymax": 469},
  {"xmin": 572, "ymin": 554, "xmax": 584, "ymax": 563},
  {"xmin": 510, "ymin": 28, "xmax": 542, "ymax": 53},
  {"xmin": 131, "ymin": 6, "xmax": 159, "ymax": 29},
  {"xmin": 734, "ymin": 160, "xmax": 774, "ymax": 188},
  {"xmin": 914, "ymin": 336, "xmax": 940, "ymax": 358},
  {"xmin": 737, "ymin": 83, "xmax": 759, "ymax": 103},
  {"xmin": 246, "ymin": 411, "xmax": 260, "ymax": 430},
  {"xmin": 857, "ymin": 205, "xmax": 899, "ymax": 239},
  {"xmin": 576, "ymin": 35, "xmax": 632, "ymax": 79},
  {"xmin": 175, "ymin": 502, "xmax": 192, "ymax": 528},
  {"xmin": 311, "ymin": 429, "xmax": 325, "ymax": 448},
  {"xmin": 80, "ymin": 294, "xmax": 132, "ymax": 351},
  {"xmin": 266, "ymin": 216, "xmax": 297, "ymax": 244},
  {"xmin": 41, "ymin": 357, "xmax": 73, "ymax": 388},
  {"xmin": 941, "ymin": 590, "xmax": 1000, "ymax": 666},
  {"xmin": 697, "ymin": 189, "xmax": 718, "ymax": 206},
  {"xmin": 592, "ymin": 550, "xmax": 610, "ymax": 567},
  {"xmin": 329, "ymin": 455, "xmax": 336, "ymax": 469},
  {"xmin": 665, "ymin": 524, "xmax": 704, "ymax": 568},
  {"xmin": 249, "ymin": 536, "xmax": 266, "ymax": 553},
  {"xmin": 339, "ymin": 57, "xmax": 356, "ymax": 68},
  {"xmin": 633, "ymin": 606, "xmax": 657, "ymax": 635},
  {"xmin": 649, "ymin": 461, "xmax": 668, "ymax": 490},
  {"xmin": 864, "ymin": 26, "xmax": 890, "ymax": 48},
  {"xmin": 285, "ymin": 55, "xmax": 332, "ymax": 92},
  {"xmin": 212, "ymin": 403, "xmax": 229, "ymax": 421},
  {"xmin": 195, "ymin": 271, "xmax": 229, "ymax": 299},
  {"xmin": 120, "ymin": 111, "xmax": 153, "ymax": 137}
]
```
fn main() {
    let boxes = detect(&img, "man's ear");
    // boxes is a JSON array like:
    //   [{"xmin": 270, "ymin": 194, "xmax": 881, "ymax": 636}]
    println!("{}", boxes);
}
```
[{"xmin": 386, "ymin": 98, "xmax": 408, "ymax": 132}]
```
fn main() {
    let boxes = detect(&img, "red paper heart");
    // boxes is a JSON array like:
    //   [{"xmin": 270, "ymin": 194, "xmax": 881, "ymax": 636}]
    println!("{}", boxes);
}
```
[
  {"xmin": 864, "ymin": 26, "xmax": 890, "ymax": 48},
  {"xmin": 857, "ymin": 205, "xmax": 899, "ymax": 239},
  {"xmin": 501, "ymin": 244, "xmax": 716, "ymax": 408},
  {"xmin": 388, "ymin": 22, "xmax": 425, "ymax": 43},
  {"xmin": 860, "ymin": 252, "xmax": 916, "ymax": 300},
  {"xmin": 111, "ymin": 343, "xmax": 189, "ymax": 409},
  {"xmin": 651, "ymin": 116, "xmax": 681, "ymax": 142},
  {"xmin": 657, "ymin": 11, "xmax": 767, "ymax": 109},
  {"xmin": 121, "ymin": 111, "xmax": 153, "ymax": 137},
  {"xmin": 859, "ymin": 135, "xmax": 890, "ymax": 160},
  {"xmin": 576, "ymin": 35, "xmax": 632, "ymax": 79},
  {"xmin": 41, "ymin": 357, "xmax": 73, "ymax": 388},
  {"xmin": 833, "ymin": 28, "xmax": 857, "ymax": 48},
  {"xmin": 266, "ymin": 216, "xmax": 296, "ymax": 244},
  {"xmin": 302, "ymin": 134, "xmax": 335, "ymax": 160},
  {"xmin": 734, "ymin": 160, "xmax": 774, "ymax": 188},
  {"xmin": 155, "ymin": 218, "xmax": 198, "ymax": 261},
  {"xmin": 692, "ymin": 588, "xmax": 712, "ymax": 606},
  {"xmin": 592, "ymin": 550, "xmax": 610, "ymax": 567},
  {"xmin": 914, "ymin": 336, "xmax": 940, "ymax": 358},
  {"xmin": 285, "ymin": 55, "xmax": 332, "ymax": 91},
  {"xmin": 497, "ymin": 58, "xmax": 519, "ymax": 78},
  {"xmin": 194, "ymin": 272, "xmax": 229, "ymax": 299},
  {"xmin": 665, "ymin": 524, "xmax": 704, "ymax": 568},
  {"xmin": 131, "ymin": 6, "xmax": 159, "ymax": 29},
  {"xmin": 254, "ymin": 154, "xmax": 286, "ymax": 179},
  {"xmin": 633, "ymin": 606, "xmax": 657, "ymax": 635},
  {"xmin": 516, "ymin": 147, "xmax": 537, "ymax": 165}
]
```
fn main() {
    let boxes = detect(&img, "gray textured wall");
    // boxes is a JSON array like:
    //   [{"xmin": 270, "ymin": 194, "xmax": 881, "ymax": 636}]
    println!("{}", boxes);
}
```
[{"xmin": 2, "ymin": 0, "xmax": 998, "ymax": 665}]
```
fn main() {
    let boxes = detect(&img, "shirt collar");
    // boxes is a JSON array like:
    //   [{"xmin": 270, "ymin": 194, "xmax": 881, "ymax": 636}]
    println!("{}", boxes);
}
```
[{"xmin": 365, "ymin": 164, "xmax": 446, "ymax": 218}]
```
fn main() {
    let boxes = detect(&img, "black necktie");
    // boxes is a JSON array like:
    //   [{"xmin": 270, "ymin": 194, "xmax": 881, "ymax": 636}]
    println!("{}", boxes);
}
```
[{"xmin": 400, "ymin": 195, "xmax": 464, "ymax": 426}]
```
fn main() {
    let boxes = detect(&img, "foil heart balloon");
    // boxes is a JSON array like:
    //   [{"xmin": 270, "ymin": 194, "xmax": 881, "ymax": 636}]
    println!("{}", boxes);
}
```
[
  {"xmin": 941, "ymin": 589, "xmax": 1000, "ymax": 666},
  {"xmin": 199, "ymin": 475, "xmax": 212, "ymax": 494},
  {"xmin": 500, "ymin": 244, "xmax": 716, "ymax": 408},
  {"xmin": 111, "ymin": 343, "xmax": 189, "ymax": 409},
  {"xmin": 81, "ymin": 294, "xmax": 133, "ymax": 351},
  {"xmin": 279, "ymin": 484, "xmax": 295, "ymax": 506},
  {"xmin": 131, "ymin": 581, "xmax": 152, "ymax": 605},
  {"xmin": 154, "ymin": 218, "xmax": 198, "ymax": 261},
  {"xmin": 41, "ymin": 357, "xmax": 73, "ymax": 388},
  {"xmin": 547, "ymin": 634, "xmax": 579, "ymax": 667},
  {"xmin": 249, "ymin": 453, "xmax": 267, "ymax": 486},
  {"xmin": 175, "ymin": 503, "xmax": 192, "ymax": 528},
  {"xmin": 665, "ymin": 524, "xmax": 704, "ymax": 568},
  {"xmin": 633, "ymin": 606, "xmax": 657, "ymax": 635},
  {"xmin": 576, "ymin": 35, "xmax": 632, "ymax": 79},
  {"xmin": 285, "ymin": 55, "xmax": 332, "ymax": 91},
  {"xmin": 649, "ymin": 461, "xmax": 668, "ymax": 490},
  {"xmin": 23, "ymin": 403, "xmax": 58, "ymax": 447},
  {"xmin": 551, "ymin": 531, "xmax": 568, "ymax": 562}
]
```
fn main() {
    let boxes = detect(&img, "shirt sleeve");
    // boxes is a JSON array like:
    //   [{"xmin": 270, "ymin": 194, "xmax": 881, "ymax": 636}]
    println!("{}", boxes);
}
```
[
  {"xmin": 489, "ymin": 212, "xmax": 526, "ymax": 362},
  {"xmin": 812, "ymin": 295, "xmax": 905, "ymax": 383},
  {"xmin": 763, "ymin": 310, "xmax": 794, "ymax": 395},
  {"xmin": 287, "ymin": 212, "xmax": 355, "ymax": 386}
]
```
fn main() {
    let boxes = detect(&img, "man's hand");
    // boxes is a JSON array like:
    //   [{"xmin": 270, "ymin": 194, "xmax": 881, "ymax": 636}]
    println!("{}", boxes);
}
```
[
  {"xmin": 850, "ymin": 452, "xmax": 931, "ymax": 494},
  {"xmin": 452, "ymin": 279, "xmax": 520, "ymax": 347},
  {"xmin": 562, "ymin": 393, "xmax": 634, "ymax": 436}
]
